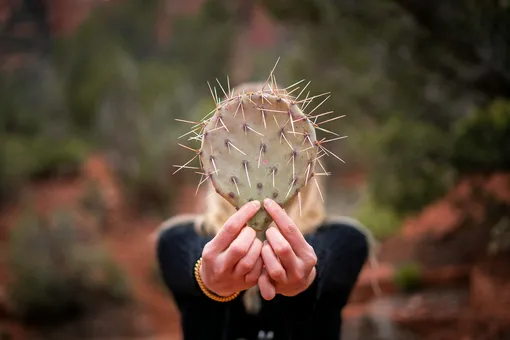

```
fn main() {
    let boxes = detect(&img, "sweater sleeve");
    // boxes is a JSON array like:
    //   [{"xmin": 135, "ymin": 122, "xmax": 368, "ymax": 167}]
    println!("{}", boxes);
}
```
[
  {"xmin": 155, "ymin": 218, "xmax": 210, "ymax": 298},
  {"xmin": 312, "ymin": 219, "xmax": 370, "ymax": 297}
]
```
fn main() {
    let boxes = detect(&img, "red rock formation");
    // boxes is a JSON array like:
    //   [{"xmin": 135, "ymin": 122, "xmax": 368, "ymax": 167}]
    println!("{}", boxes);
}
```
[
  {"xmin": 470, "ymin": 252, "xmax": 510, "ymax": 323},
  {"xmin": 402, "ymin": 173, "xmax": 510, "ymax": 240}
]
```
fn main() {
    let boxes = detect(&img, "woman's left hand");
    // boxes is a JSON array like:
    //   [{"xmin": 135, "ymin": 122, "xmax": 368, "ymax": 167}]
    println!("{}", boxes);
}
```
[{"xmin": 258, "ymin": 198, "xmax": 318, "ymax": 300}]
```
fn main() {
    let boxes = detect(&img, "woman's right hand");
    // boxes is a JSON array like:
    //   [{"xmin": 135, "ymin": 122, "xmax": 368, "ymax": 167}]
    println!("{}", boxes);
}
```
[{"xmin": 199, "ymin": 200, "xmax": 263, "ymax": 297}]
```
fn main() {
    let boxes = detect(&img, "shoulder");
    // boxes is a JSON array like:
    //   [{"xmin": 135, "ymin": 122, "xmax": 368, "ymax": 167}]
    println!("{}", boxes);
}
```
[
  {"xmin": 153, "ymin": 214, "xmax": 203, "ymax": 245},
  {"xmin": 317, "ymin": 216, "xmax": 379, "ymax": 254},
  {"xmin": 159, "ymin": 214, "xmax": 202, "ymax": 231},
  {"xmin": 320, "ymin": 216, "xmax": 370, "ymax": 233}
]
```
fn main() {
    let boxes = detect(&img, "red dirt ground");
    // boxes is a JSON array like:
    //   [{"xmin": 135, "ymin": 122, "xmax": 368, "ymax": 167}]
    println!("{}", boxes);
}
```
[{"xmin": 0, "ymin": 154, "xmax": 188, "ymax": 339}]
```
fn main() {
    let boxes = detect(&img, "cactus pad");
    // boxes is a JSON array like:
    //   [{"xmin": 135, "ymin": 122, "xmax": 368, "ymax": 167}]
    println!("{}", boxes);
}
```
[
  {"xmin": 200, "ymin": 87, "xmax": 318, "ymax": 232},
  {"xmin": 174, "ymin": 62, "xmax": 346, "ymax": 235}
]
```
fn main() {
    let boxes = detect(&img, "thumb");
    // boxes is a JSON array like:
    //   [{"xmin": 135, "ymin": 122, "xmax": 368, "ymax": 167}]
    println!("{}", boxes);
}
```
[{"xmin": 258, "ymin": 268, "xmax": 276, "ymax": 300}]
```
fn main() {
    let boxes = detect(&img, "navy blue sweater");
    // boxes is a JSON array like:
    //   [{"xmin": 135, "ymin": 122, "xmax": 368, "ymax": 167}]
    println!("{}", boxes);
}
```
[{"xmin": 156, "ymin": 218, "xmax": 368, "ymax": 340}]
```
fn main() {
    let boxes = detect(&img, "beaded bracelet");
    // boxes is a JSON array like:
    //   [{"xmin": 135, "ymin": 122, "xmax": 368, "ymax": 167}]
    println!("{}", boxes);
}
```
[{"xmin": 194, "ymin": 257, "xmax": 241, "ymax": 302}]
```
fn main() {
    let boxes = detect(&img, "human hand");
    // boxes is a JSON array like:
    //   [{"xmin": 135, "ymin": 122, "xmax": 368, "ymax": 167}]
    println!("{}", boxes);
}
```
[
  {"xmin": 258, "ymin": 198, "xmax": 318, "ymax": 300},
  {"xmin": 200, "ymin": 200, "xmax": 264, "ymax": 297}
]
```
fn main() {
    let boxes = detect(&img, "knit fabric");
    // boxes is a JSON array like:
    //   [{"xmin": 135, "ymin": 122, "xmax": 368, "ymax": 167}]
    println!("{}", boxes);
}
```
[{"xmin": 156, "ymin": 218, "xmax": 369, "ymax": 340}]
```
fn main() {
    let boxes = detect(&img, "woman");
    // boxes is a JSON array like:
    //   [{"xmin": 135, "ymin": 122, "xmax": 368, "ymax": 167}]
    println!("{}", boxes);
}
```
[{"xmin": 156, "ymin": 171, "xmax": 374, "ymax": 340}]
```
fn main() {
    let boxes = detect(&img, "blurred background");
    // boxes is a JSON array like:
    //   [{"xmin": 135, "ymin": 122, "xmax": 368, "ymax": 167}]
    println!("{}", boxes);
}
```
[{"xmin": 0, "ymin": 0, "xmax": 509, "ymax": 339}]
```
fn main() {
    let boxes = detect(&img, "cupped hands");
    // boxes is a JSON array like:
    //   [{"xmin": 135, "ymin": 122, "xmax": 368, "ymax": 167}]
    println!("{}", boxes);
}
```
[{"xmin": 199, "ymin": 198, "xmax": 317, "ymax": 300}]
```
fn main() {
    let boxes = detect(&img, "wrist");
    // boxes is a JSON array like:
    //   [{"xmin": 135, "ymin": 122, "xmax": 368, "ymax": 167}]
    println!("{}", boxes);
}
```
[
  {"xmin": 195, "ymin": 257, "xmax": 240, "ymax": 302},
  {"xmin": 198, "ymin": 261, "xmax": 230, "ymax": 297}
]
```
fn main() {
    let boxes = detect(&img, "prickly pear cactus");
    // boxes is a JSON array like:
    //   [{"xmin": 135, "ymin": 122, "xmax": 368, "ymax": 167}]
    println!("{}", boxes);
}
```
[
  {"xmin": 201, "ymin": 86, "xmax": 318, "ymax": 232},
  {"xmin": 174, "ymin": 61, "xmax": 345, "ymax": 236}
]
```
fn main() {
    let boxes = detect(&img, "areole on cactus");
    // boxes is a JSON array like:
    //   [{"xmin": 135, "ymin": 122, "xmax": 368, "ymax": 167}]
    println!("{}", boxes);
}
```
[{"xmin": 173, "ymin": 59, "xmax": 346, "ymax": 236}]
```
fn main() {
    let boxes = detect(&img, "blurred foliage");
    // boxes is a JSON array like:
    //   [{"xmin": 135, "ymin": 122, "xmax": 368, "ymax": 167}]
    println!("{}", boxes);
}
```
[
  {"xmin": 0, "ymin": 64, "xmax": 68, "ymax": 135},
  {"xmin": 3, "ymin": 136, "xmax": 89, "ymax": 180},
  {"xmin": 0, "ymin": 0, "xmax": 235, "ymax": 215},
  {"xmin": 258, "ymin": 0, "xmax": 468, "ymax": 219},
  {"xmin": 80, "ymin": 179, "xmax": 109, "ymax": 231},
  {"xmin": 0, "ymin": 0, "xmax": 509, "ymax": 232},
  {"xmin": 52, "ymin": 0, "xmax": 236, "ymax": 131},
  {"xmin": 262, "ymin": 0, "xmax": 510, "ymax": 100},
  {"xmin": 260, "ymin": 0, "xmax": 510, "ymax": 223},
  {"xmin": 50, "ymin": 0, "xmax": 235, "ymax": 216},
  {"xmin": 0, "ymin": 63, "xmax": 90, "ymax": 203},
  {"xmin": 354, "ymin": 193, "xmax": 402, "ymax": 240},
  {"xmin": 394, "ymin": 262, "xmax": 423, "ymax": 293},
  {"xmin": 6, "ymin": 208, "xmax": 131, "ymax": 324},
  {"xmin": 363, "ymin": 118, "xmax": 454, "ymax": 216},
  {"xmin": 452, "ymin": 99, "xmax": 510, "ymax": 174},
  {"xmin": 0, "ymin": 135, "xmax": 90, "ymax": 203}
]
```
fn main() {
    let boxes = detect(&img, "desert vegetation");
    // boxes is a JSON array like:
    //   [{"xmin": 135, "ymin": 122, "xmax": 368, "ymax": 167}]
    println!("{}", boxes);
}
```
[{"xmin": 0, "ymin": 0, "xmax": 509, "ymax": 339}]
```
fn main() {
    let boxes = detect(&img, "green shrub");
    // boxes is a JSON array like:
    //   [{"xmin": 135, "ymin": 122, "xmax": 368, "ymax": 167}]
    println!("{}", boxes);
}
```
[
  {"xmin": 393, "ymin": 262, "xmax": 423, "ymax": 293},
  {"xmin": 6, "ymin": 208, "xmax": 131, "ymax": 324},
  {"xmin": 0, "ymin": 137, "xmax": 33, "ymax": 203},
  {"xmin": 0, "ymin": 135, "xmax": 90, "ymax": 204},
  {"xmin": 80, "ymin": 179, "xmax": 109, "ymax": 231},
  {"xmin": 452, "ymin": 99, "xmax": 510, "ymax": 174},
  {"xmin": 0, "ymin": 0, "xmax": 234, "ymax": 215},
  {"xmin": 28, "ymin": 137, "xmax": 90, "ymax": 179},
  {"xmin": 365, "ymin": 118, "xmax": 454, "ymax": 217},
  {"xmin": 354, "ymin": 194, "xmax": 402, "ymax": 240}
]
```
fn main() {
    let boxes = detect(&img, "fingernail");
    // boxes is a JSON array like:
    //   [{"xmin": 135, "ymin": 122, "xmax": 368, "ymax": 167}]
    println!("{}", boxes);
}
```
[
  {"xmin": 263, "ymin": 198, "xmax": 272, "ymax": 207},
  {"xmin": 251, "ymin": 200, "xmax": 261, "ymax": 209}
]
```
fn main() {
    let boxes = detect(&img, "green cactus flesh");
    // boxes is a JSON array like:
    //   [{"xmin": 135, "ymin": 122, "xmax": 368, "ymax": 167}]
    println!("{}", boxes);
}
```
[{"xmin": 200, "ymin": 88, "xmax": 318, "ymax": 232}]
